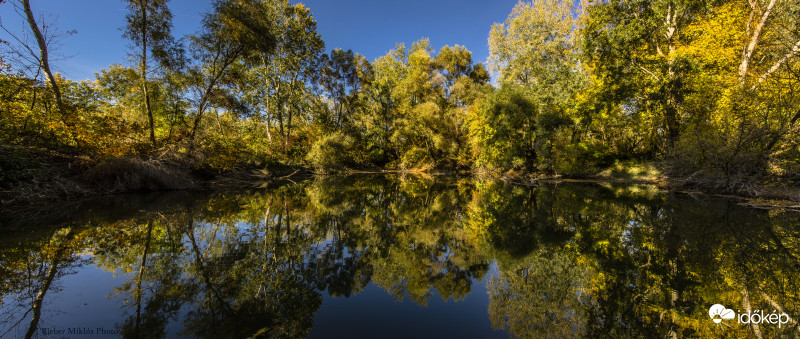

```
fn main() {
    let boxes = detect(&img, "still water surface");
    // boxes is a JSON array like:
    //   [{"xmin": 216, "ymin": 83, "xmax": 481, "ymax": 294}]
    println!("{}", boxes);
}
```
[{"xmin": 1, "ymin": 175, "xmax": 799, "ymax": 338}]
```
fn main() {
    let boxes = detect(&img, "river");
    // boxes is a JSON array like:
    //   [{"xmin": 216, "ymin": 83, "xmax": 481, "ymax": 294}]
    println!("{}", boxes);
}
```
[{"xmin": 1, "ymin": 175, "xmax": 798, "ymax": 338}]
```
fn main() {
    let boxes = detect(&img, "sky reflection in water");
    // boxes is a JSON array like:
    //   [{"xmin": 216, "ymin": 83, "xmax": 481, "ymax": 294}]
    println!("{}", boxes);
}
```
[{"xmin": 1, "ymin": 175, "xmax": 799, "ymax": 338}]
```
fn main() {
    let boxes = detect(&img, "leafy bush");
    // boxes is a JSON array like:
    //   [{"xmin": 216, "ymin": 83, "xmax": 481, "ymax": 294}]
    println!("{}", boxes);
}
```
[
  {"xmin": 668, "ymin": 125, "xmax": 771, "ymax": 190},
  {"xmin": 554, "ymin": 140, "xmax": 611, "ymax": 175},
  {"xmin": 597, "ymin": 160, "xmax": 661, "ymax": 180},
  {"xmin": 0, "ymin": 147, "xmax": 44, "ymax": 188},
  {"xmin": 306, "ymin": 132, "xmax": 356, "ymax": 172},
  {"xmin": 197, "ymin": 133, "xmax": 250, "ymax": 171},
  {"xmin": 400, "ymin": 146, "xmax": 433, "ymax": 170},
  {"xmin": 468, "ymin": 86, "xmax": 537, "ymax": 171}
]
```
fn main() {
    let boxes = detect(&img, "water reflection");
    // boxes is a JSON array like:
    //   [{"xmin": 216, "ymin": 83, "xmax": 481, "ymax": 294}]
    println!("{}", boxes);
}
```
[{"xmin": 1, "ymin": 175, "xmax": 799, "ymax": 338}]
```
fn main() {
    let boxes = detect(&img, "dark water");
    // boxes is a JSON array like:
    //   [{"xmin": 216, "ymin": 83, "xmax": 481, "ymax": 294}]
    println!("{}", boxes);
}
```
[{"xmin": 1, "ymin": 175, "xmax": 799, "ymax": 338}]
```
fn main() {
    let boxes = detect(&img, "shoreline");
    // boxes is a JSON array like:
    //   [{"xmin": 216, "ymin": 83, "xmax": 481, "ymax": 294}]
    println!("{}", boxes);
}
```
[{"xmin": 1, "ymin": 151, "xmax": 798, "ymax": 211}]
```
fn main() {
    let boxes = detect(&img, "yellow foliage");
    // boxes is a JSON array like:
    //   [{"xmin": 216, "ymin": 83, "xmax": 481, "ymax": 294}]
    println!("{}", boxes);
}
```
[{"xmin": 679, "ymin": 2, "xmax": 746, "ymax": 73}]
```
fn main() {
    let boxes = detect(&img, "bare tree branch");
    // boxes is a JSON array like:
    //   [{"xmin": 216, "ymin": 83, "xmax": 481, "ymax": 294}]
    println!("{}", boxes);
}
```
[{"xmin": 756, "ymin": 38, "xmax": 800, "ymax": 85}]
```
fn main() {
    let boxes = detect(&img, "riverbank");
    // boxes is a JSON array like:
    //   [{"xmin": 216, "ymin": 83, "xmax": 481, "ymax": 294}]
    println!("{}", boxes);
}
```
[
  {"xmin": 477, "ymin": 160, "xmax": 800, "ymax": 211},
  {"xmin": 2, "ymin": 147, "xmax": 798, "ymax": 211},
  {"xmin": 0, "ymin": 146, "xmax": 306, "ymax": 208}
]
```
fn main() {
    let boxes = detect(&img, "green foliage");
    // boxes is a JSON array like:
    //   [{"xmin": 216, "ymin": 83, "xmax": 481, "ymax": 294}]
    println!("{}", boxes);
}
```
[
  {"xmin": 549, "ymin": 139, "xmax": 608, "ymax": 175},
  {"xmin": 306, "ymin": 132, "xmax": 355, "ymax": 172},
  {"xmin": 2, "ymin": 0, "xmax": 798, "ymax": 187},
  {"xmin": 399, "ymin": 146, "xmax": 431, "ymax": 170},
  {"xmin": 0, "ymin": 146, "xmax": 44, "ymax": 187},
  {"xmin": 468, "ymin": 85, "xmax": 536, "ymax": 171},
  {"xmin": 488, "ymin": 0, "xmax": 582, "ymax": 100},
  {"xmin": 598, "ymin": 160, "xmax": 662, "ymax": 180}
]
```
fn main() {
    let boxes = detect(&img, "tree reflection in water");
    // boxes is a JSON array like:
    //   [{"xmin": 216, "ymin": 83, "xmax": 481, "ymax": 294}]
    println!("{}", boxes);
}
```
[{"xmin": 0, "ymin": 175, "xmax": 798, "ymax": 338}]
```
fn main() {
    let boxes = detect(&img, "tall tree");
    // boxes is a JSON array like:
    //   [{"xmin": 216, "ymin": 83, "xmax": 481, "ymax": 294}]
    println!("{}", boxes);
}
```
[
  {"xmin": 270, "ymin": 3, "xmax": 324, "ymax": 143},
  {"xmin": 123, "ymin": 0, "xmax": 180, "ymax": 148},
  {"xmin": 364, "ymin": 40, "xmax": 488, "ymax": 168},
  {"xmin": 582, "ymin": 0, "xmax": 709, "ymax": 150},
  {"xmin": 484, "ymin": 0, "xmax": 587, "ymax": 171},
  {"xmin": 670, "ymin": 0, "xmax": 800, "ymax": 178},
  {"xmin": 0, "ymin": 0, "xmax": 73, "ymax": 128},
  {"xmin": 488, "ymin": 0, "xmax": 584, "ymax": 105},
  {"xmin": 235, "ymin": 0, "xmax": 322, "ymax": 148},
  {"xmin": 319, "ymin": 49, "xmax": 369, "ymax": 131},
  {"xmin": 234, "ymin": 0, "xmax": 282, "ymax": 143},
  {"xmin": 187, "ymin": 0, "xmax": 277, "ymax": 144},
  {"xmin": 738, "ymin": 0, "xmax": 800, "ymax": 87}
]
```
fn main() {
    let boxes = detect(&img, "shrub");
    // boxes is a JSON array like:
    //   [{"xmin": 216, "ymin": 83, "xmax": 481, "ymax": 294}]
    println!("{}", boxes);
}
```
[
  {"xmin": 400, "ymin": 146, "xmax": 433, "ymax": 170},
  {"xmin": 306, "ymin": 132, "xmax": 356, "ymax": 172},
  {"xmin": 554, "ymin": 140, "xmax": 611, "ymax": 175}
]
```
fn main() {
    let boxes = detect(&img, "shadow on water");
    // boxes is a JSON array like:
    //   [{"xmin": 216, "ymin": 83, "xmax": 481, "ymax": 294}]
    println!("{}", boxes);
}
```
[{"xmin": 1, "ymin": 175, "xmax": 799, "ymax": 338}]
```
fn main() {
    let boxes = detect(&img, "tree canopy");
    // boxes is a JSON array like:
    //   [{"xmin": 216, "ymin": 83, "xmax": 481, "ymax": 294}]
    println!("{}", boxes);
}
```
[{"xmin": 1, "ymin": 0, "xmax": 798, "ymax": 189}]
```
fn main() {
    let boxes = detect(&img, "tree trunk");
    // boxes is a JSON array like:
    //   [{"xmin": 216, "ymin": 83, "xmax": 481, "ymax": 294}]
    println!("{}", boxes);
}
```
[
  {"xmin": 664, "ymin": 91, "xmax": 680, "ymax": 148},
  {"xmin": 663, "ymin": 5, "xmax": 680, "ymax": 148},
  {"xmin": 742, "ymin": 286, "xmax": 764, "ymax": 339},
  {"xmin": 140, "ymin": 0, "xmax": 157, "ymax": 148},
  {"xmin": 189, "ymin": 93, "xmax": 210, "ymax": 143},
  {"xmin": 189, "ymin": 46, "xmax": 242, "ymax": 145},
  {"xmin": 261, "ymin": 56, "xmax": 272, "ymax": 143},
  {"xmin": 277, "ymin": 99, "xmax": 284, "ymax": 138},
  {"xmin": 739, "ymin": 0, "xmax": 776, "ymax": 86},
  {"xmin": 277, "ymin": 86, "xmax": 284, "ymax": 139},
  {"xmin": 21, "ymin": 0, "xmax": 68, "ymax": 127},
  {"xmin": 133, "ymin": 221, "xmax": 154, "ymax": 337},
  {"xmin": 24, "ymin": 229, "xmax": 73, "ymax": 339}
]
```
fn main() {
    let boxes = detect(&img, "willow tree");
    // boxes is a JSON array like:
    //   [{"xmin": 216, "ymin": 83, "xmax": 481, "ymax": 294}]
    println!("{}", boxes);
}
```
[
  {"xmin": 319, "ymin": 48, "xmax": 370, "ymax": 132},
  {"xmin": 268, "ymin": 2, "xmax": 324, "ymax": 143},
  {"xmin": 363, "ymin": 40, "xmax": 489, "ymax": 169},
  {"xmin": 233, "ymin": 0, "xmax": 323, "ymax": 149}
]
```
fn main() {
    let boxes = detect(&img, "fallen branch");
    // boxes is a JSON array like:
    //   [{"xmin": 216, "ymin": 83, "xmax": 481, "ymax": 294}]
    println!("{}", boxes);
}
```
[{"xmin": 277, "ymin": 169, "xmax": 300, "ymax": 180}]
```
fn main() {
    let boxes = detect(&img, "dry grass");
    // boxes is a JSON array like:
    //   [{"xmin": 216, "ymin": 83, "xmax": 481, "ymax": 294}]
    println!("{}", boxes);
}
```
[
  {"xmin": 0, "ymin": 150, "xmax": 199, "ymax": 207},
  {"xmin": 82, "ymin": 158, "xmax": 195, "ymax": 192}
]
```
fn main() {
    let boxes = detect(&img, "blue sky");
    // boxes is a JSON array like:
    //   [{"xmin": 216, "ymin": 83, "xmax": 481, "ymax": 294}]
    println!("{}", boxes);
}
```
[{"xmin": 0, "ymin": 0, "xmax": 521, "ymax": 81}]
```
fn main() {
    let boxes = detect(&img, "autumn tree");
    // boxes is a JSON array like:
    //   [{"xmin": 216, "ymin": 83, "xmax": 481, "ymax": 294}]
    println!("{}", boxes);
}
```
[
  {"xmin": 655, "ymin": 0, "xmax": 800, "ymax": 182},
  {"xmin": 582, "ymin": 0, "xmax": 710, "ymax": 151},
  {"xmin": 488, "ymin": 0, "xmax": 584, "ymax": 102},
  {"xmin": 376, "ymin": 40, "xmax": 488, "ymax": 169},
  {"xmin": 268, "ymin": 2, "xmax": 324, "ymax": 144},
  {"xmin": 0, "ymin": 0, "xmax": 76, "ymax": 132},
  {"xmin": 733, "ymin": 0, "xmax": 800, "ymax": 173}
]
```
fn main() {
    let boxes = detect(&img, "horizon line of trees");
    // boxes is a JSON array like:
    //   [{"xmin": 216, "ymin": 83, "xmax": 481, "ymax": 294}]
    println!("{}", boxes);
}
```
[{"xmin": 1, "ymin": 0, "xmax": 799, "ymax": 186}]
